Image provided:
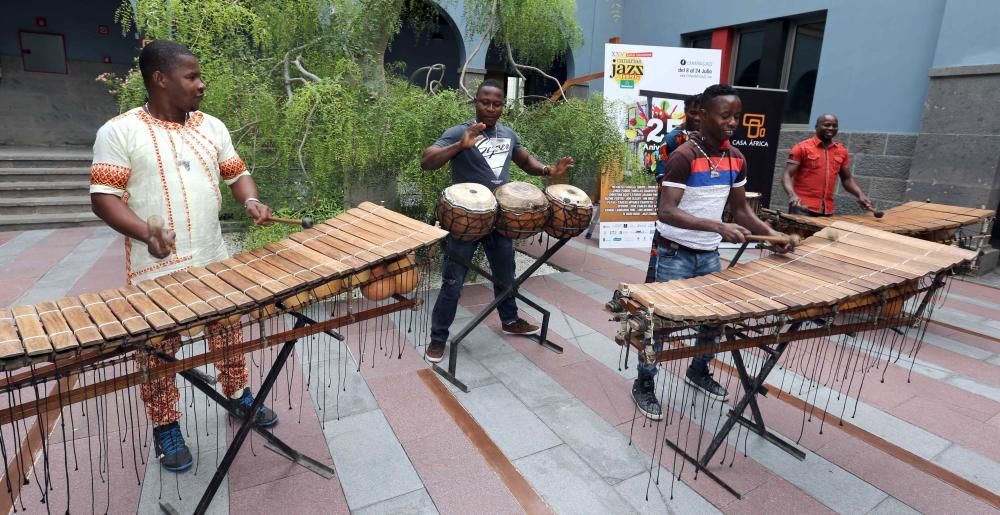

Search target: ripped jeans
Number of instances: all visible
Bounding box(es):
[430,232,519,343]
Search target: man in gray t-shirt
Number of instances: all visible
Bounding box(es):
[419,79,574,363]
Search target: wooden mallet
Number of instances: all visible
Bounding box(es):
[146,215,175,254]
[266,216,315,229]
[865,206,885,218]
[747,233,801,246]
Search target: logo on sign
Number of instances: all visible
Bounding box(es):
[609,53,647,89]
[743,114,766,139]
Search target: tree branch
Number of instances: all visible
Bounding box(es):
[298,98,320,175]
[512,61,566,103]
[459,0,498,100]
[293,56,322,83]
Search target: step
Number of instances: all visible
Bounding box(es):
[0,212,102,231]
[0,160,92,169]
[0,196,93,216]
[0,167,91,182]
[0,181,90,198]
[0,149,92,169]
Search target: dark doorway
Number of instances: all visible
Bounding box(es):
[385,2,464,90]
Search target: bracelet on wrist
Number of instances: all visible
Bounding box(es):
[244,197,260,209]
[542,165,550,176]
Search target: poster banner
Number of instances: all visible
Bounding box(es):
[599,44,721,248]
[730,87,787,208]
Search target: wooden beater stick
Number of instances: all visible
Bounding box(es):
[146,215,175,254]
[865,206,885,218]
[267,216,315,229]
[747,233,800,246]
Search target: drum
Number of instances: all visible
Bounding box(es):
[494,181,550,239]
[723,191,762,223]
[437,183,498,241]
[543,184,594,239]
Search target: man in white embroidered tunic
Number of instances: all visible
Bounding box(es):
[90,40,278,473]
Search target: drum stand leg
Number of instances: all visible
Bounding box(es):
[433,238,568,393]
[663,325,805,499]
[158,316,337,515]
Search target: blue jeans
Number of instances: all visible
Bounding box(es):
[430,232,519,343]
[637,244,721,381]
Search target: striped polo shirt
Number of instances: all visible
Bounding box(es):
[657,133,747,250]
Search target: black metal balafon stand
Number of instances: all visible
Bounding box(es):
[633,241,949,498]
[157,307,341,515]
[433,238,568,392]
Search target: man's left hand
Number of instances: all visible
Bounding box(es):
[552,156,574,176]
[857,195,874,211]
[246,199,273,226]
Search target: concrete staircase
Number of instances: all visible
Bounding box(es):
[0,147,101,231]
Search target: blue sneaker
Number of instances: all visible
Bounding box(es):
[153,422,193,472]
[230,388,279,427]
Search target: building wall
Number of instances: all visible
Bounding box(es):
[619,0,945,134]
[932,0,1000,67]
[0,0,137,64]
[1,0,136,147]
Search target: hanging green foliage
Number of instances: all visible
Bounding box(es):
[465,0,583,68]
[107,0,618,249]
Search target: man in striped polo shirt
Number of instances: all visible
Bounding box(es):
[632,84,794,420]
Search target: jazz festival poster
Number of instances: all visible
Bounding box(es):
[599,44,721,248]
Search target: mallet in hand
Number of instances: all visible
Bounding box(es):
[266,216,315,229]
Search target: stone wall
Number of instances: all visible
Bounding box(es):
[0,56,128,147]
[768,129,918,215]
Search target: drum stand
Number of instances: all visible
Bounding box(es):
[434,238,568,393]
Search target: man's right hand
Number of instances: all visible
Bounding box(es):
[459,122,487,149]
[717,222,751,243]
[787,194,803,209]
[145,227,176,259]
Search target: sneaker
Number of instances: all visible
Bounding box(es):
[153,422,193,472]
[631,378,663,420]
[425,340,446,363]
[685,367,729,401]
[230,388,279,427]
[501,318,540,336]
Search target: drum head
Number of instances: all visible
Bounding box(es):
[443,183,497,212]
[495,181,547,211]
[545,184,590,207]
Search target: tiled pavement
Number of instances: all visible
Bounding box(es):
[1,226,998,514]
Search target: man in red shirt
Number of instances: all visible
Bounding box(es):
[782,114,873,216]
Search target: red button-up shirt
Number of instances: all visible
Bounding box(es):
[788,136,850,215]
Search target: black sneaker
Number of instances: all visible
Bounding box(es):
[501,318,540,336]
[153,422,193,472]
[425,340,446,363]
[685,367,728,401]
[230,388,279,427]
[631,378,663,421]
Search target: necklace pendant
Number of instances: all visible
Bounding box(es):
[177,159,191,171]
[710,171,719,178]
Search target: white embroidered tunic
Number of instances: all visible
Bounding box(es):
[90,107,250,284]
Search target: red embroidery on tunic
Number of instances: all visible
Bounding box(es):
[219,156,247,180]
[90,163,131,190]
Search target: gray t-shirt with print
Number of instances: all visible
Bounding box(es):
[433,120,522,190]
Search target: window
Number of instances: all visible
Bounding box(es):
[783,21,824,124]
[684,13,826,124]
[733,30,765,87]
[687,33,713,49]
